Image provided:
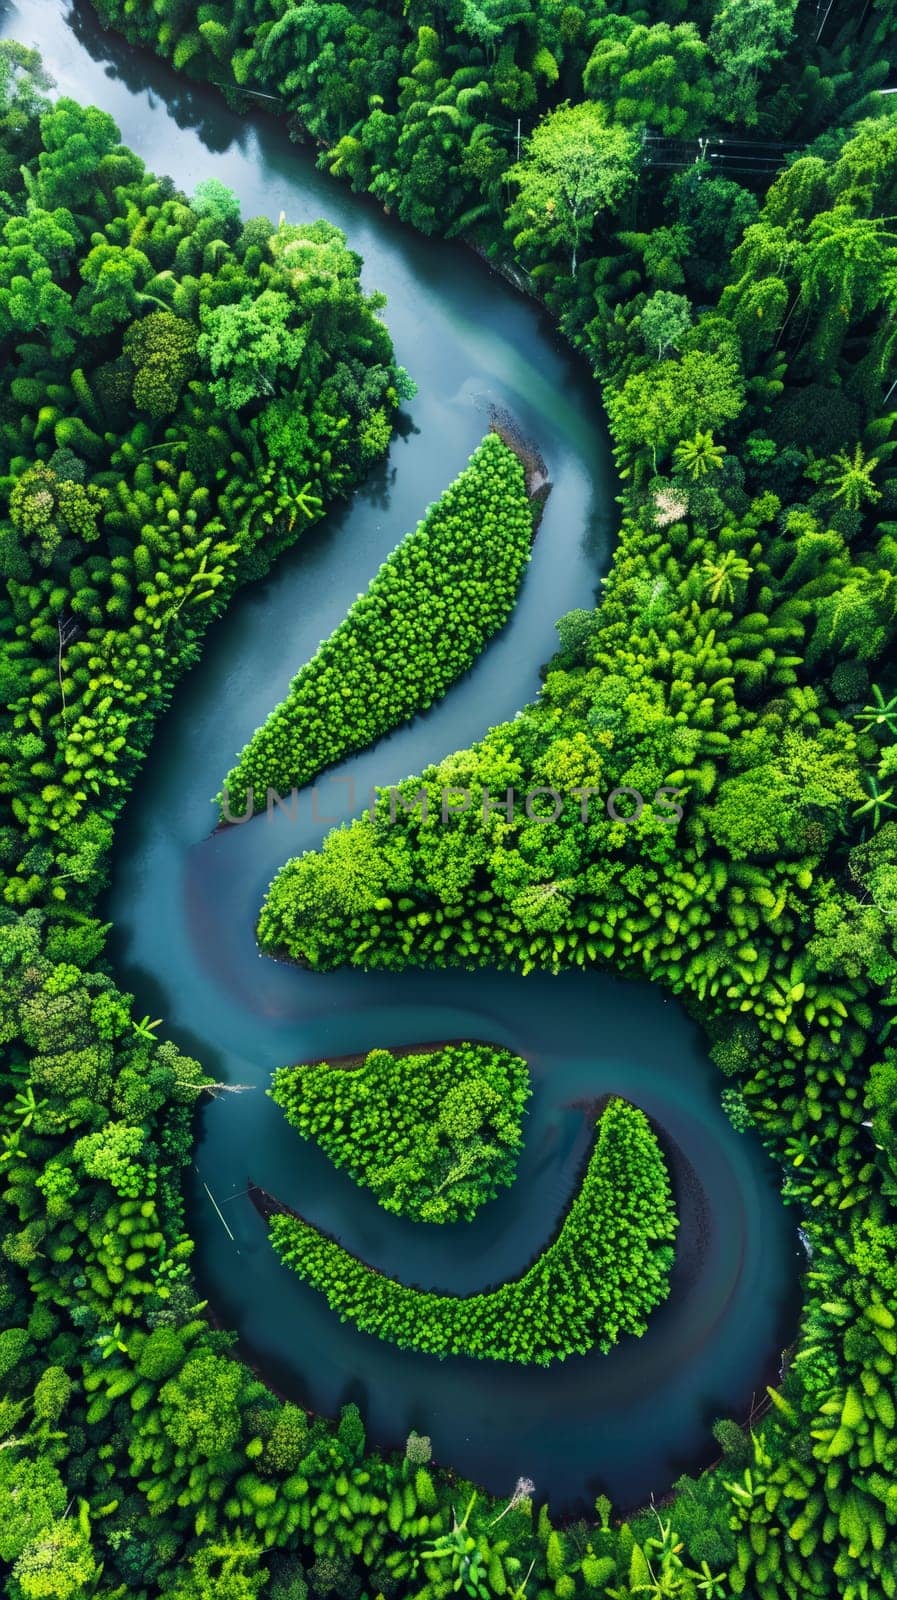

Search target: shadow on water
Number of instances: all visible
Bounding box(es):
[0,0,804,1512]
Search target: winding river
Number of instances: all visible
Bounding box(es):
[3,0,802,1513]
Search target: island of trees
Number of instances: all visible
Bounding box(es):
[220,432,534,819]
[270,1042,532,1223]
[268,1097,677,1364]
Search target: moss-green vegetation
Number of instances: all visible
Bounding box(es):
[0,85,407,867]
[5,0,897,1594]
[269,1097,677,1363]
[254,102,897,1594]
[220,431,533,816]
[270,1042,530,1223]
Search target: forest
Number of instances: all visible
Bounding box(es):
[1,0,897,1598]
[268,1096,677,1365]
[221,432,533,818]
[269,1043,532,1223]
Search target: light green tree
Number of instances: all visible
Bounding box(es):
[507,102,639,276]
[700,549,752,605]
[197,289,308,409]
[11,1516,99,1600]
[584,19,714,138]
[824,444,882,511]
[708,0,798,126]
[674,430,726,479]
[640,290,692,358]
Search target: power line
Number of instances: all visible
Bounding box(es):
[640,131,802,176]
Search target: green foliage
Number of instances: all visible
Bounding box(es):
[269,1098,677,1363]
[640,289,692,359]
[11,1514,100,1600]
[583,19,714,139]
[223,433,533,813]
[708,0,798,127]
[197,288,308,410]
[8,5,897,1600]
[506,101,638,277]
[270,1042,530,1223]
[0,59,414,1600]
[123,311,198,419]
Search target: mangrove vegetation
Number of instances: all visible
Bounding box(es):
[221,432,534,818]
[2,0,897,1597]
[270,1042,531,1224]
[268,1097,678,1364]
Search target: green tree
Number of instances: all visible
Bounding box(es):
[11,1516,99,1600]
[507,101,638,276]
[0,40,51,191]
[856,685,897,738]
[158,1350,243,1461]
[0,1456,67,1567]
[640,290,692,358]
[123,311,198,418]
[197,289,308,409]
[28,100,127,222]
[700,548,751,604]
[168,1534,268,1600]
[0,207,78,357]
[823,444,882,511]
[607,346,745,470]
[192,177,241,232]
[7,463,104,569]
[584,19,714,138]
[674,430,726,479]
[708,0,799,126]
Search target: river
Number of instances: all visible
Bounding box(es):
[0,0,802,1513]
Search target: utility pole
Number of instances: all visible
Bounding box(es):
[516,117,521,161]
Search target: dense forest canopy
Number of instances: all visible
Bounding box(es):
[269,1096,678,1364]
[220,432,533,818]
[1,0,897,1597]
[270,1043,532,1223]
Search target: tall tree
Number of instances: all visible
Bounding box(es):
[709,0,799,127]
[196,288,308,409]
[506,100,638,276]
[584,19,714,139]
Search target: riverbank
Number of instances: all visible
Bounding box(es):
[488,407,552,533]
[279,1038,501,1072]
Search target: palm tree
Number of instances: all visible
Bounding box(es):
[700,549,752,606]
[691,1562,728,1599]
[784,1130,820,1169]
[824,444,882,511]
[856,684,897,737]
[95,1322,130,1360]
[673,430,726,480]
[132,1014,162,1041]
[853,772,897,831]
[422,1492,490,1599]
[160,544,237,631]
[289,479,324,528]
[0,1128,23,1166]
[11,1084,49,1129]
